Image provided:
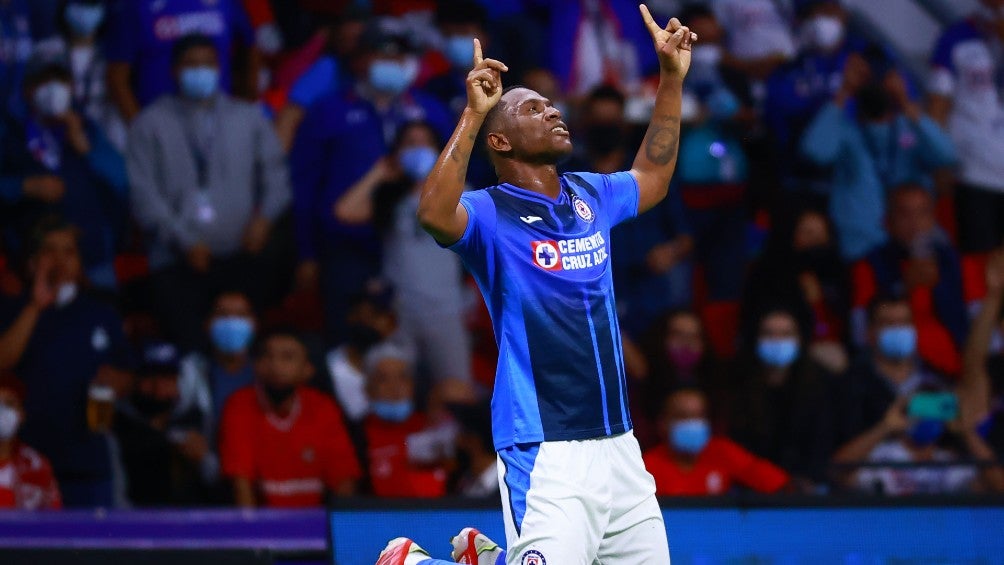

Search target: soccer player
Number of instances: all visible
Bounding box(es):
[380,5,695,565]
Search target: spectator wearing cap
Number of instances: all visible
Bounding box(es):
[0,220,132,507]
[104,0,254,121]
[0,375,61,509]
[0,53,129,291]
[128,34,291,353]
[362,342,448,498]
[929,1,1004,257]
[0,0,33,119]
[114,340,219,506]
[177,290,258,440]
[220,328,361,507]
[644,388,789,496]
[289,16,451,343]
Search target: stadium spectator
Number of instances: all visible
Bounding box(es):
[634,310,725,449]
[765,0,888,195]
[115,340,218,506]
[335,121,472,385]
[220,328,361,507]
[177,290,258,439]
[929,0,1004,255]
[362,342,448,498]
[0,375,61,509]
[289,17,451,343]
[833,387,1004,495]
[835,295,952,456]
[959,250,1004,457]
[728,306,837,487]
[644,388,789,496]
[0,219,132,507]
[449,400,497,498]
[743,207,850,374]
[273,6,369,152]
[710,0,796,80]
[0,53,129,292]
[43,0,128,151]
[128,34,291,352]
[104,0,254,120]
[0,0,33,119]
[324,283,400,424]
[851,186,967,376]
[424,1,489,117]
[801,56,956,260]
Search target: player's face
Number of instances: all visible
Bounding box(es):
[256,336,312,388]
[497,87,573,163]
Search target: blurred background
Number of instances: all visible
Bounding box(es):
[0,0,1003,562]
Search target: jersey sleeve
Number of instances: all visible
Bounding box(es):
[446,189,498,257]
[570,171,640,227]
[219,392,257,479]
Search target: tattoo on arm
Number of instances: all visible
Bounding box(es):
[643,115,681,165]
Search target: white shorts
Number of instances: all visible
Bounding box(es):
[497,431,670,565]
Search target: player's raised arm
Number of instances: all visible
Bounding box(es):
[417,39,508,246]
[630,5,696,214]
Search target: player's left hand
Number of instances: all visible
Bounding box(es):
[639,4,696,80]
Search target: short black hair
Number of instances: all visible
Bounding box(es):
[170,34,217,68]
[26,215,78,259]
[483,84,526,139]
[24,62,71,92]
[253,326,308,358]
[435,0,487,29]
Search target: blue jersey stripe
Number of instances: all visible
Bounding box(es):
[606,294,631,431]
[499,444,539,536]
[583,292,612,436]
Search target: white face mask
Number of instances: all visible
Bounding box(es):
[691,44,723,68]
[33,81,73,117]
[55,282,78,308]
[0,405,20,440]
[805,15,844,52]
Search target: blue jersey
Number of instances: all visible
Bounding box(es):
[448,171,639,449]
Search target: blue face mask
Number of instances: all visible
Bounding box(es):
[878,325,917,359]
[670,418,711,454]
[444,35,475,69]
[65,3,105,37]
[757,337,800,368]
[371,399,414,423]
[398,146,438,180]
[179,66,219,100]
[210,316,255,354]
[369,60,415,95]
[706,87,740,121]
[908,419,944,447]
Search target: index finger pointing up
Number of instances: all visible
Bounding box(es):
[639,4,661,38]
[473,38,483,67]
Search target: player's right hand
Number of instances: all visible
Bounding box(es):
[465,38,508,116]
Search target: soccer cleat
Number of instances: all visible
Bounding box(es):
[376,537,430,565]
[450,527,504,565]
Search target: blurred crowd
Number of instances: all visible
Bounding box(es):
[1,0,1004,510]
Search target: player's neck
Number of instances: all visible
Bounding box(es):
[498,162,561,200]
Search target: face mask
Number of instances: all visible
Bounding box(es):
[667,344,701,374]
[33,81,72,117]
[585,124,625,155]
[132,393,175,418]
[371,399,414,423]
[262,383,297,407]
[690,44,723,68]
[55,282,78,308]
[878,325,917,359]
[706,87,740,121]
[179,66,219,100]
[210,316,255,354]
[398,146,438,180]
[369,59,417,95]
[908,418,944,447]
[0,405,21,440]
[757,337,800,368]
[64,3,105,37]
[670,418,711,454]
[444,35,475,69]
[805,15,844,52]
